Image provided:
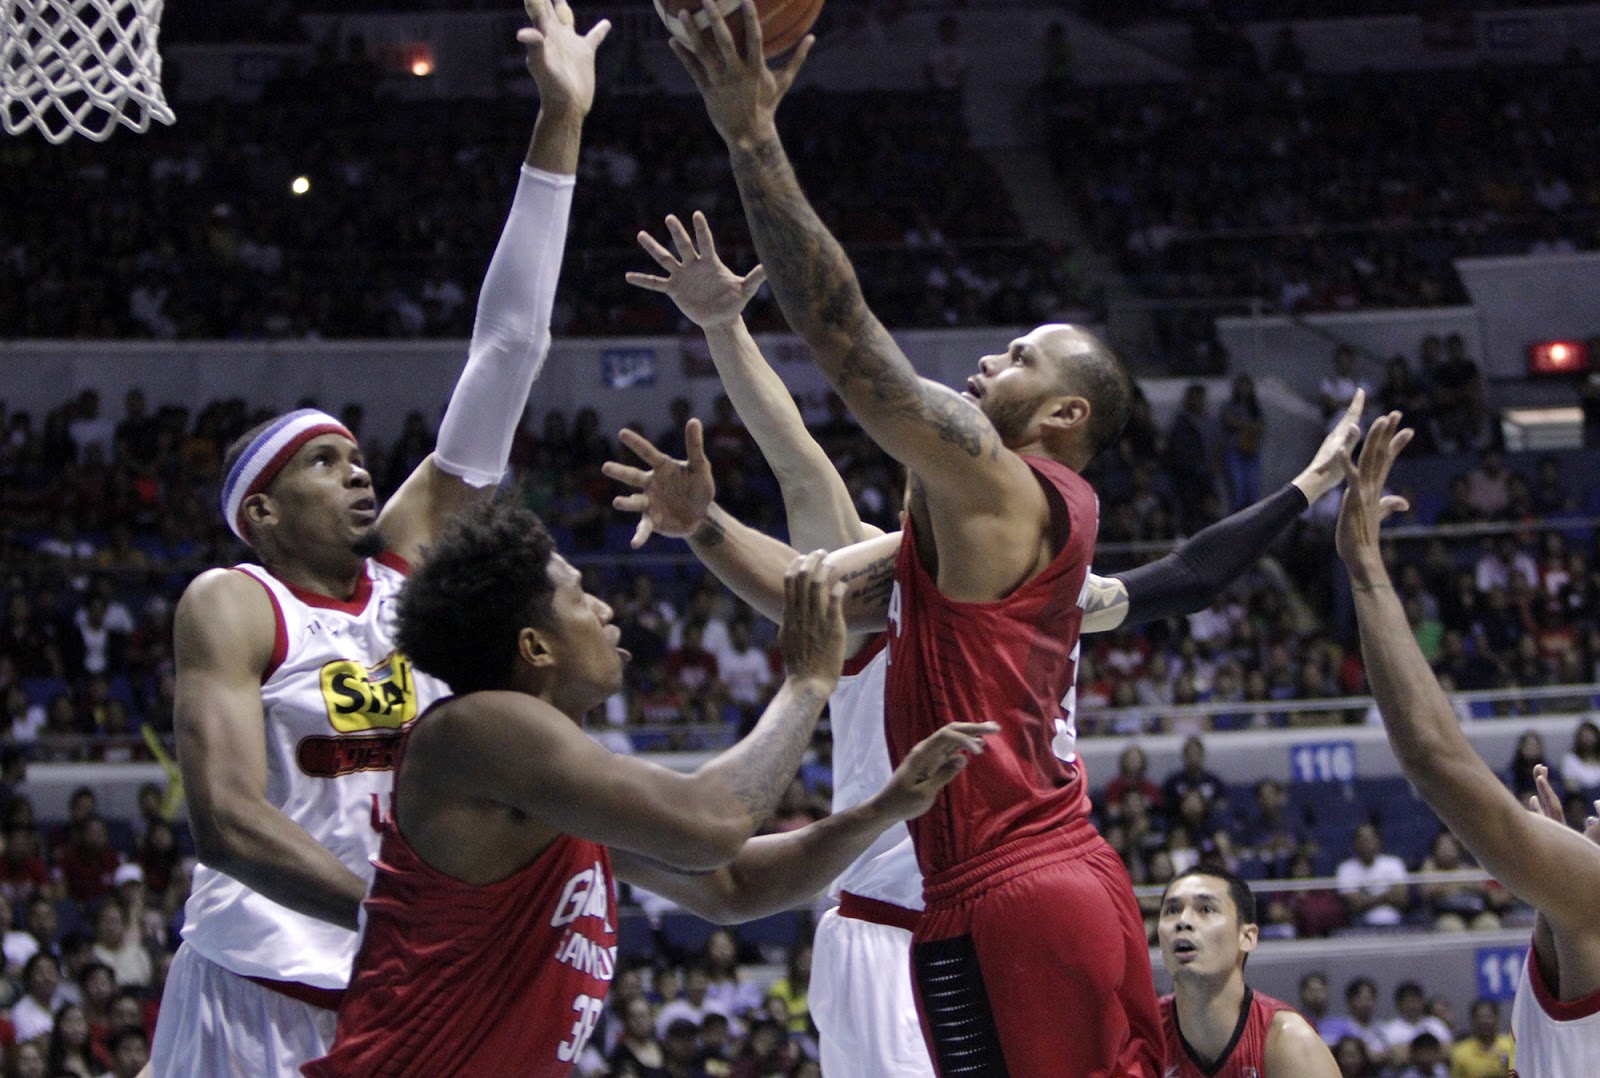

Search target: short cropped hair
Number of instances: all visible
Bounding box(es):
[395,502,559,695]
[1165,865,1257,926]
[1059,333,1134,459]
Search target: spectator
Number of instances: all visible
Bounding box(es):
[1419,832,1506,932]
[12,1041,45,1078]
[716,620,775,730]
[89,901,149,990]
[728,1015,797,1078]
[12,952,65,1043]
[1560,720,1600,794]
[1235,778,1301,878]
[765,943,811,1036]
[55,817,121,907]
[77,962,114,1059]
[655,964,731,1041]
[1298,971,1331,1036]
[1160,735,1227,819]
[2,830,53,908]
[1165,383,1219,532]
[1378,981,1453,1066]
[1396,1031,1448,1078]
[1503,730,1554,803]
[658,1017,710,1078]
[1320,346,1372,428]
[100,1025,150,1078]
[1218,373,1264,512]
[702,929,762,1021]
[45,1002,94,1078]
[1319,977,1386,1056]
[1103,744,1162,814]
[606,996,664,1074]
[0,893,37,975]
[1447,998,1513,1078]
[1331,1034,1379,1078]
[1335,823,1410,928]
[1463,451,1512,520]
[1280,850,1344,934]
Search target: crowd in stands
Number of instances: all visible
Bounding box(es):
[1046,39,1600,329]
[0,41,1090,345]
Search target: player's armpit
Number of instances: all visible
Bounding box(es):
[376,454,492,568]
[1079,574,1130,634]
[1264,1011,1340,1078]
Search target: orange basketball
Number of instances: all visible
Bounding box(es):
[656,0,824,59]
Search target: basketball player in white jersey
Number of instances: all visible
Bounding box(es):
[612,212,1369,1076]
[1337,412,1600,1078]
[148,3,610,1074]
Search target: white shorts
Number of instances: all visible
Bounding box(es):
[811,905,935,1078]
[150,942,339,1078]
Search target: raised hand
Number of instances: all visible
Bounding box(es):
[1334,410,1414,575]
[1295,389,1368,502]
[603,420,716,548]
[626,212,767,329]
[518,0,610,115]
[776,551,846,686]
[665,0,813,146]
[869,722,999,823]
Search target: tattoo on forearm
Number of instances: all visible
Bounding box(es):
[840,554,896,613]
[728,682,828,820]
[691,518,727,548]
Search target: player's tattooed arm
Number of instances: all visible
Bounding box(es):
[694,552,845,833]
[726,136,1011,487]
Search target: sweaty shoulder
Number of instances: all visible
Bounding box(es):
[1266,1009,1336,1077]
[407,691,570,770]
[174,568,279,674]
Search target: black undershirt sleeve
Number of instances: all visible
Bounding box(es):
[1115,483,1310,627]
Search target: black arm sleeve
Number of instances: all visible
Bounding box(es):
[1115,483,1310,627]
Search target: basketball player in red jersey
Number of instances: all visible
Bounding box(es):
[303,502,995,1077]
[1158,868,1338,1077]
[657,1,1207,1070]
[1338,414,1600,1077]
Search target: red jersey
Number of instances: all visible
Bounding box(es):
[1159,988,1295,1078]
[303,805,617,1077]
[885,455,1096,877]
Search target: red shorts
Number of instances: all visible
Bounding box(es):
[911,819,1163,1077]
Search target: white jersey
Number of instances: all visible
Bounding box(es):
[826,637,924,911]
[1511,943,1600,1076]
[182,555,448,989]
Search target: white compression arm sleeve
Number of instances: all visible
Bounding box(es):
[433,165,576,488]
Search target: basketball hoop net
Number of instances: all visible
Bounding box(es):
[2,0,175,143]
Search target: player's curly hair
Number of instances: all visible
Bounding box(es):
[395,501,559,695]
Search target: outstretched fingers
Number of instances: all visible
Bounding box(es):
[637,227,682,272]
[692,211,719,262]
[772,34,814,95]
[683,417,708,470]
[665,213,698,261]
[617,426,672,468]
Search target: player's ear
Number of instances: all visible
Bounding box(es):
[243,492,275,533]
[519,627,556,670]
[1238,921,1260,956]
[1041,394,1089,433]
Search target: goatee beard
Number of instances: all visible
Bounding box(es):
[352,529,385,559]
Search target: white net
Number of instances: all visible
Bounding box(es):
[1,0,174,144]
